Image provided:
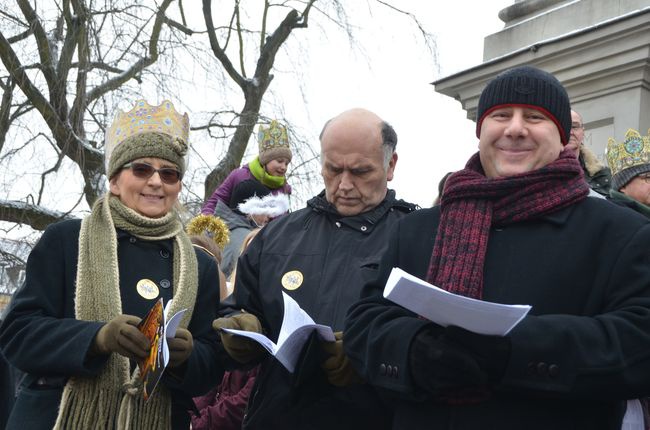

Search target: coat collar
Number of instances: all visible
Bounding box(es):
[307,189,416,234]
[535,197,601,226]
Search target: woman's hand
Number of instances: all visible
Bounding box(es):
[92,314,150,360]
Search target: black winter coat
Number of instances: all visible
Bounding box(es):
[0,219,226,429]
[345,196,650,430]
[229,190,416,430]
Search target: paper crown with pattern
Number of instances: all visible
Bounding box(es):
[257,120,292,166]
[606,128,650,190]
[104,99,190,176]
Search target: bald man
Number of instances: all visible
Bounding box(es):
[214,109,417,430]
[568,110,611,196]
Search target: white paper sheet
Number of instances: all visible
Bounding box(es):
[383,267,531,336]
[222,292,335,372]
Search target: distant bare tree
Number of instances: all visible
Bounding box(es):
[0,0,179,225]
[0,0,435,293]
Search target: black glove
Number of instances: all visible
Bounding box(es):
[92,314,151,361]
[409,325,487,395]
[444,325,511,384]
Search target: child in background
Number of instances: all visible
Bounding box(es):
[201,120,292,215]
[191,228,263,430]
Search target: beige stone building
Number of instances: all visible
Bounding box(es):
[434,0,650,162]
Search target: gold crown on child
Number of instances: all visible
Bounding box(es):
[105,99,189,154]
[258,120,289,151]
[606,128,650,176]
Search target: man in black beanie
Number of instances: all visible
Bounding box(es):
[344,65,650,430]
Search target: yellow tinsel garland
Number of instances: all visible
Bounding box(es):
[186,214,230,250]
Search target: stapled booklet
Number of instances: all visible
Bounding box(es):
[221,292,335,373]
[383,267,531,336]
[136,298,187,400]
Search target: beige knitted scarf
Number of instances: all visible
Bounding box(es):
[54,194,198,429]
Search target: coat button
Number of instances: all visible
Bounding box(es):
[379,364,387,376]
[160,249,170,258]
[335,222,341,228]
[360,226,367,232]
[160,279,171,289]
[527,362,536,375]
[393,366,399,378]
[548,364,559,377]
[129,237,137,243]
[536,362,548,375]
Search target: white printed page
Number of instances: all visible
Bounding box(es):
[275,323,334,372]
[277,292,317,346]
[165,308,187,339]
[162,300,187,366]
[221,293,335,372]
[383,267,531,336]
[221,328,278,355]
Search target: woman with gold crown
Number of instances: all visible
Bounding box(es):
[0,100,225,429]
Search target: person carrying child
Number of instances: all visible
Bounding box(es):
[201,120,292,216]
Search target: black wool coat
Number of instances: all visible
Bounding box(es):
[227,190,416,430]
[345,196,650,430]
[0,219,226,429]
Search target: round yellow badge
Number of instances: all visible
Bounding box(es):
[136,279,159,300]
[281,270,304,291]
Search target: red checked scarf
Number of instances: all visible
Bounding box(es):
[426,150,589,298]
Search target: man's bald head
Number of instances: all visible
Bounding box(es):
[319,108,398,216]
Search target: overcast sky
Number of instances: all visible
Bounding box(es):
[275,0,514,207]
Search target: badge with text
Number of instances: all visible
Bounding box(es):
[136,279,160,300]
[281,270,304,291]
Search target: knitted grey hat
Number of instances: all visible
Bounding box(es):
[107,132,187,179]
[611,164,650,191]
[607,129,650,190]
[105,99,189,178]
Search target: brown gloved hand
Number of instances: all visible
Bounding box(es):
[212,312,266,364]
[321,331,364,387]
[92,314,150,361]
[167,328,193,368]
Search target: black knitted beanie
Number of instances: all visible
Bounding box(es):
[476,66,571,145]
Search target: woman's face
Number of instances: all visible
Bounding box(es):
[265,157,290,177]
[109,157,182,218]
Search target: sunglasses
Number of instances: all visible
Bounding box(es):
[122,162,182,184]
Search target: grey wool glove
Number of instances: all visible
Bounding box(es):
[92,314,151,361]
[212,313,266,364]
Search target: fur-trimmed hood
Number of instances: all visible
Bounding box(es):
[580,144,606,177]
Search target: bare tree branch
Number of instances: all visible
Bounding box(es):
[0,200,76,230]
[0,77,15,154]
[203,0,247,88]
[86,0,174,102]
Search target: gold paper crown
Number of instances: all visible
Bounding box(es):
[258,120,289,152]
[606,128,650,176]
[105,99,189,171]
